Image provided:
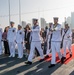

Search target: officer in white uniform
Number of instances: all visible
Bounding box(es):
[16,25,24,58]
[25,19,44,65]
[45,23,53,58]
[62,24,72,59]
[0,28,3,55]
[7,22,16,57]
[48,17,63,68]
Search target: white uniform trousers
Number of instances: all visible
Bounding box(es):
[46,40,51,55]
[63,40,72,57]
[0,41,2,55]
[17,43,23,58]
[28,41,44,62]
[51,42,62,64]
[9,42,15,57]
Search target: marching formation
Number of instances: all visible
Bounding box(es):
[0,17,72,68]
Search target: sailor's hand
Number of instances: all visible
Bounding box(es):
[52,28,56,31]
[28,30,32,32]
[50,29,55,32]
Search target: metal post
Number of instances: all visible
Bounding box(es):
[19,0,21,24]
[8,0,10,25]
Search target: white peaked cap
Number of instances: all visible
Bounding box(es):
[18,24,22,27]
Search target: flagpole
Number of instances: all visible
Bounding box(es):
[8,0,10,25]
[19,0,21,24]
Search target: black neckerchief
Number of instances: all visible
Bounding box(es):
[64,29,68,33]
[48,27,52,49]
[33,25,38,29]
[49,28,50,31]
[49,27,52,31]
[61,28,68,48]
[53,23,58,28]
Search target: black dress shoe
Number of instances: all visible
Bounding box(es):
[39,59,44,62]
[48,64,55,68]
[44,55,49,59]
[25,61,32,65]
[70,54,72,57]
[61,57,64,64]
[63,57,66,59]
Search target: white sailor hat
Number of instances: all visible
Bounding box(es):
[33,18,38,21]
[10,21,15,25]
[27,23,31,26]
[53,17,59,20]
[49,22,53,25]
[65,23,68,26]
[18,24,22,27]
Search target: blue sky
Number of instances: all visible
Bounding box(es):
[0,0,74,29]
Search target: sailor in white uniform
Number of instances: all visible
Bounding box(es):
[48,17,63,68]
[7,22,16,57]
[0,28,3,55]
[25,19,44,65]
[62,24,72,59]
[16,25,24,58]
[45,23,53,58]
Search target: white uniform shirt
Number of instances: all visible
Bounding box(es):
[46,28,52,41]
[16,29,24,43]
[7,27,16,42]
[51,24,62,42]
[0,28,2,41]
[31,25,41,42]
[62,28,72,41]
